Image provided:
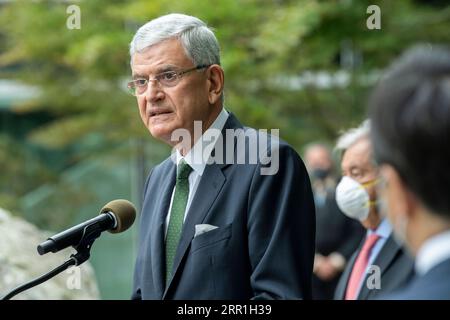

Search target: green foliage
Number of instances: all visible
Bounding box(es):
[0,0,449,207]
[0,134,56,212]
[1,0,449,146]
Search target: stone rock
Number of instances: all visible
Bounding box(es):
[0,208,100,299]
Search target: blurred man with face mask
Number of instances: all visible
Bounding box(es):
[333,121,414,300]
[304,144,364,300]
[370,45,450,299]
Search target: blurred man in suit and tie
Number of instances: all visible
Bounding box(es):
[370,45,450,299]
[128,13,315,300]
[333,121,414,300]
[304,143,364,299]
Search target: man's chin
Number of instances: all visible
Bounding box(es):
[149,126,177,145]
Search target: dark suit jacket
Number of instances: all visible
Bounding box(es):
[381,257,450,300]
[334,234,415,300]
[132,113,316,300]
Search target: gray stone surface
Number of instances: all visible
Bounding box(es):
[0,208,100,299]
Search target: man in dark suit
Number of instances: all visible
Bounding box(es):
[369,45,450,299]
[304,144,364,299]
[127,13,315,300]
[333,121,414,300]
[335,232,414,300]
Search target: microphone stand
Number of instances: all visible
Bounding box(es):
[1,228,102,300]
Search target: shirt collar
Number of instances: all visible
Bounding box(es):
[367,217,392,239]
[415,229,450,275]
[176,108,229,176]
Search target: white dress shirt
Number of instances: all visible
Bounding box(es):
[415,229,450,276]
[164,108,229,235]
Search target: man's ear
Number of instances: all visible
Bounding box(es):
[206,65,224,105]
[381,165,418,220]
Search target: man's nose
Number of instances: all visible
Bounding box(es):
[145,80,164,102]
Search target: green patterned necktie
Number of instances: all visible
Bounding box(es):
[165,159,193,285]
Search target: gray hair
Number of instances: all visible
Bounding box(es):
[335,119,371,156]
[129,13,221,67]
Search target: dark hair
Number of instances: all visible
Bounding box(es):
[369,44,450,218]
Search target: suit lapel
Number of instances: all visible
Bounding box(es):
[358,234,399,300]
[162,112,242,298]
[163,163,226,298]
[150,162,176,298]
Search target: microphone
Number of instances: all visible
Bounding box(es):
[2,199,136,300]
[37,199,136,255]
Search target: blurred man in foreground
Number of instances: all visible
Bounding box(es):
[370,45,450,299]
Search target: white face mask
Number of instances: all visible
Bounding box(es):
[335,176,376,221]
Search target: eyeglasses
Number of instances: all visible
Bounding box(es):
[127,64,210,96]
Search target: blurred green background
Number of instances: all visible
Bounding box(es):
[0,0,449,299]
